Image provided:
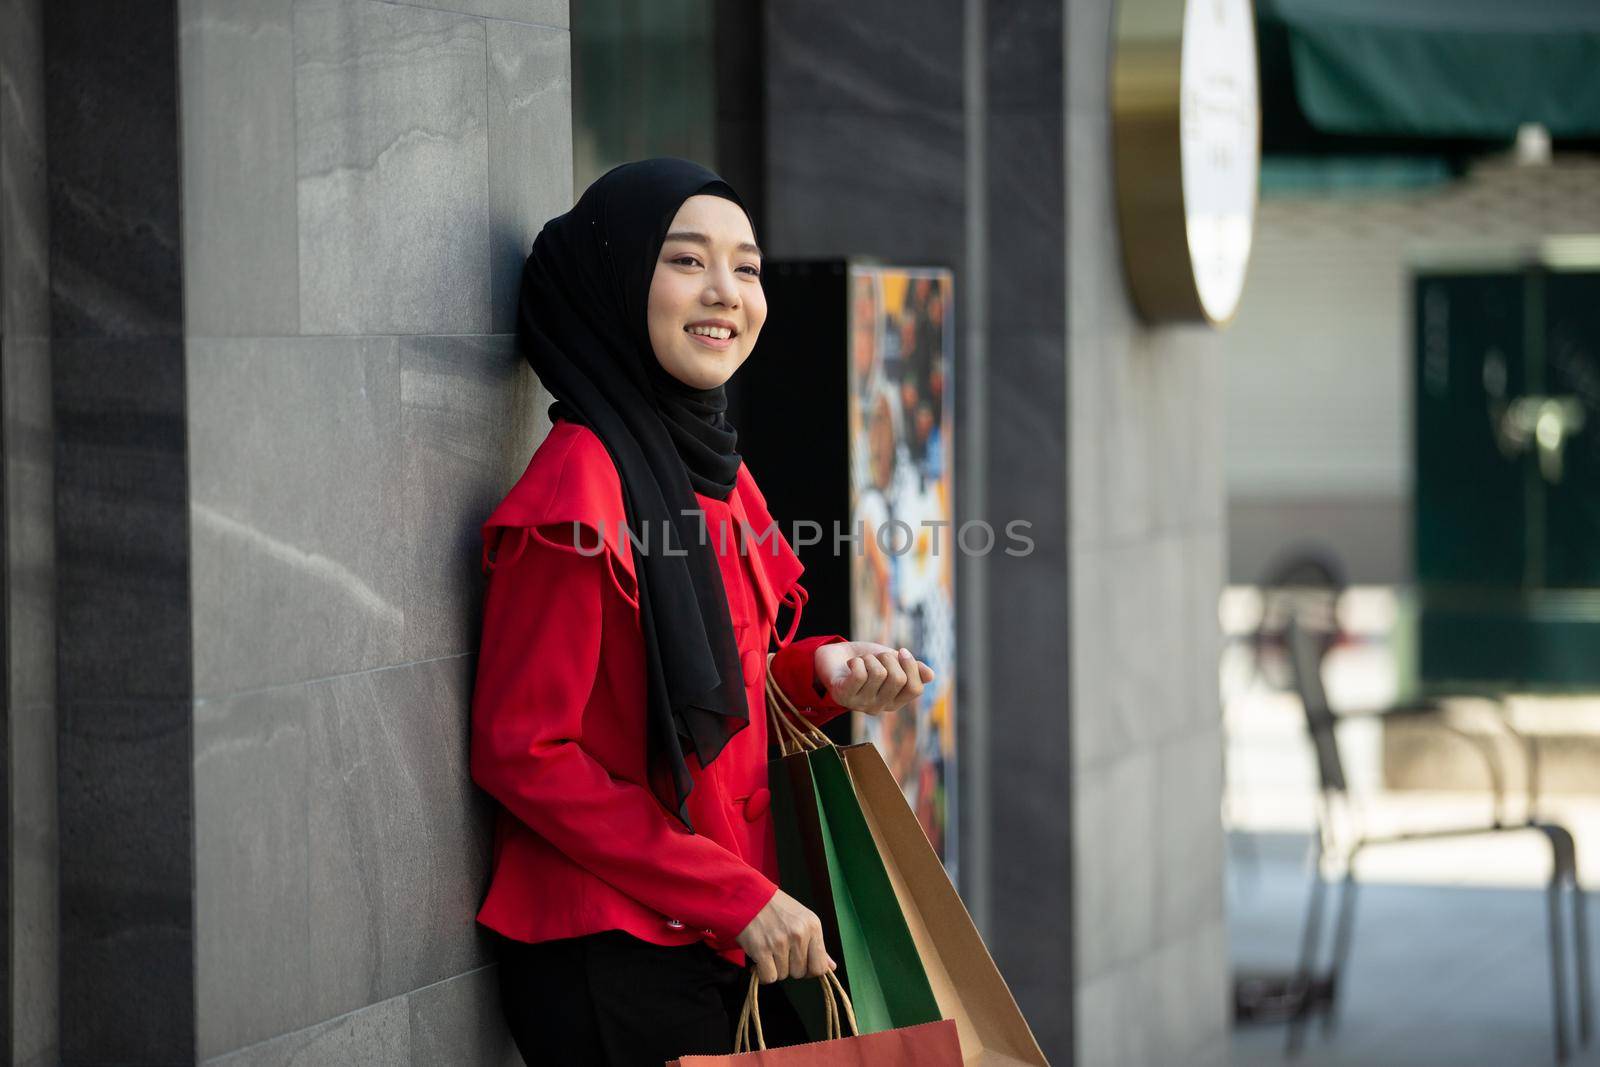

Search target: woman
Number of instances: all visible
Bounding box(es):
[470,157,936,1066]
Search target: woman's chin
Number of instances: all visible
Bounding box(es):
[667,351,738,390]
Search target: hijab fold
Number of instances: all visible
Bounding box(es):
[517,157,754,829]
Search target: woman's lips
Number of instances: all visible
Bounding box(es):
[684,328,736,351]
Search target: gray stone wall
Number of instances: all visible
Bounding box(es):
[45,1,195,1059]
[1065,2,1230,1065]
[179,0,571,1060]
[2,0,58,1061]
[766,2,1229,1065]
[978,2,1074,1057]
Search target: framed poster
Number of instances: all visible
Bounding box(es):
[846,265,958,873]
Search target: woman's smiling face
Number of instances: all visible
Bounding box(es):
[646,194,766,390]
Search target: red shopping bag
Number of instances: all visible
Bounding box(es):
[669,971,963,1067]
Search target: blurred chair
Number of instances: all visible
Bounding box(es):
[1276,556,1592,1063]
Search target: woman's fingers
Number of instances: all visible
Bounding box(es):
[895,649,924,701]
[741,891,833,985]
[806,932,834,979]
[880,651,908,697]
[859,654,888,702]
[863,652,905,712]
[838,656,870,704]
[788,925,810,981]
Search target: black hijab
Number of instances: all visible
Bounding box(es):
[517,157,755,830]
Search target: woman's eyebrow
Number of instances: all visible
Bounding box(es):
[663,230,763,258]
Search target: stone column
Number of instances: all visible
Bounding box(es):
[180,0,570,1061]
[8,0,574,1061]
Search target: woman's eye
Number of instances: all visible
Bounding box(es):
[671,255,701,268]
[738,265,762,277]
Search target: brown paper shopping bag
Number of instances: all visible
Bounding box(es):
[763,675,1050,1065]
[841,743,1051,1066]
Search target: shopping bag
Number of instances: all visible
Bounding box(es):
[764,673,942,1038]
[670,969,964,1066]
[766,670,1050,1065]
[841,742,1050,1066]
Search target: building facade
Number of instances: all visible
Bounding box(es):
[1,1,1226,1063]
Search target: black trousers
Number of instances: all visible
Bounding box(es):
[495,930,810,1067]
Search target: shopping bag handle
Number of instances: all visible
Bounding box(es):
[765,668,834,756]
[734,969,858,1052]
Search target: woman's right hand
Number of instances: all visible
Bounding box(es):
[735,890,835,983]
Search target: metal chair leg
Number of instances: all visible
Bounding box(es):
[1570,860,1591,1047]
[1287,860,1328,1057]
[1322,871,1359,1036]
[1546,832,1572,1064]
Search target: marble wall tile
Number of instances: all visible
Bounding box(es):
[1147,535,1191,741]
[179,0,299,337]
[1068,323,1107,549]
[1065,0,1114,122]
[987,812,1071,1057]
[766,0,963,118]
[54,337,192,704]
[408,965,521,1067]
[1073,967,1120,1067]
[987,113,1067,335]
[1148,924,1230,1067]
[1192,917,1232,1060]
[206,994,411,1067]
[188,335,405,695]
[1147,338,1199,534]
[58,698,193,1064]
[1072,748,1156,982]
[1184,529,1225,735]
[1154,729,1224,942]
[10,698,58,1067]
[45,4,194,1050]
[765,110,963,263]
[1191,346,1228,528]
[1066,115,1139,351]
[396,0,567,28]
[987,0,1064,114]
[195,684,312,1059]
[1101,339,1156,543]
[1101,539,1160,753]
[305,655,495,1015]
[1072,544,1177,751]
[294,0,489,335]
[399,334,542,661]
[0,0,50,339]
[1074,958,1156,1067]
[4,338,56,704]
[42,1,184,338]
[1069,546,1122,773]
[487,19,572,334]
[987,331,1068,546]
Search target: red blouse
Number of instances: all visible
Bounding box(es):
[470,420,849,966]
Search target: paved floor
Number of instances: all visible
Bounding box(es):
[1228,834,1600,1067]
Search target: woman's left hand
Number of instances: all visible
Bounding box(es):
[813,642,934,717]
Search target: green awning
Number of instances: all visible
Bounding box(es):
[1259,154,1456,198]
[1260,0,1600,141]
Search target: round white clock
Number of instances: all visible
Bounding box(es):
[1112,0,1261,326]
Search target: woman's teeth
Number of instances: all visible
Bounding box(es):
[686,325,733,340]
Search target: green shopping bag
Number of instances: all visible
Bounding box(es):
[764,673,942,1039]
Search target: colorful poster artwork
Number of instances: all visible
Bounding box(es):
[847,265,957,875]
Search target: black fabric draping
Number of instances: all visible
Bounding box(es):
[516,157,757,830]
